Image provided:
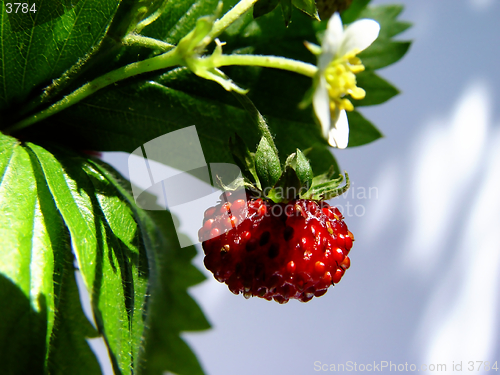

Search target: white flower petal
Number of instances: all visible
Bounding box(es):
[328,109,349,149]
[313,77,331,140]
[324,13,344,53]
[338,19,380,57]
[318,13,344,71]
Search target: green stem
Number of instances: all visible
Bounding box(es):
[209,0,259,40]
[6,49,182,133]
[212,54,317,77]
[135,1,169,33]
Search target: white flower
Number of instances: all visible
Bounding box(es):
[311,13,380,149]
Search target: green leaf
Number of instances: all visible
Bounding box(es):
[89,160,210,375]
[140,0,220,45]
[0,0,121,113]
[355,70,399,106]
[255,136,282,189]
[360,4,411,39]
[341,0,371,24]
[0,130,210,374]
[358,4,412,70]
[292,0,319,20]
[254,0,318,21]
[346,110,383,147]
[0,0,173,126]
[140,210,211,375]
[27,142,150,374]
[0,132,100,374]
[254,0,281,19]
[229,133,260,188]
[360,41,411,70]
[46,261,102,375]
[106,0,169,38]
[281,0,293,26]
[0,136,56,374]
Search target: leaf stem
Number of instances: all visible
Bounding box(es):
[6,49,183,133]
[209,0,259,39]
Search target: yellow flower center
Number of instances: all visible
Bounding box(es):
[324,48,366,112]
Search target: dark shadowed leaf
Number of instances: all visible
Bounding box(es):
[358,4,412,70]
[341,0,370,24]
[355,71,399,107]
[346,110,383,147]
[254,0,280,19]
[0,0,120,113]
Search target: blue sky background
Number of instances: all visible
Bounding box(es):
[99,0,500,373]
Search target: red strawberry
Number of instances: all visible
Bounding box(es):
[198,190,354,303]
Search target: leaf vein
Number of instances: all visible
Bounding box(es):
[50,0,90,77]
[20,0,41,94]
[0,141,17,187]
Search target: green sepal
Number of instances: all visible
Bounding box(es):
[229,134,261,190]
[280,0,293,26]
[255,137,282,189]
[310,165,335,185]
[216,175,258,195]
[253,0,281,19]
[230,134,347,203]
[292,149,313,191]
[292,0,320,20]
[302,171,350,200]
[176,14,215,57]
[267,165,302,203]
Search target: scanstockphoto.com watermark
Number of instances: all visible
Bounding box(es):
[314,360,499,372]
[330,181,378,218]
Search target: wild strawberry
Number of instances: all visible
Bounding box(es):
[199,134,353,303]
[199,190,354,303]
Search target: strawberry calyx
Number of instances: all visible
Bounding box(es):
[228,133,350,203]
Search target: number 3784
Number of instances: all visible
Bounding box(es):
[5,3,37,13]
